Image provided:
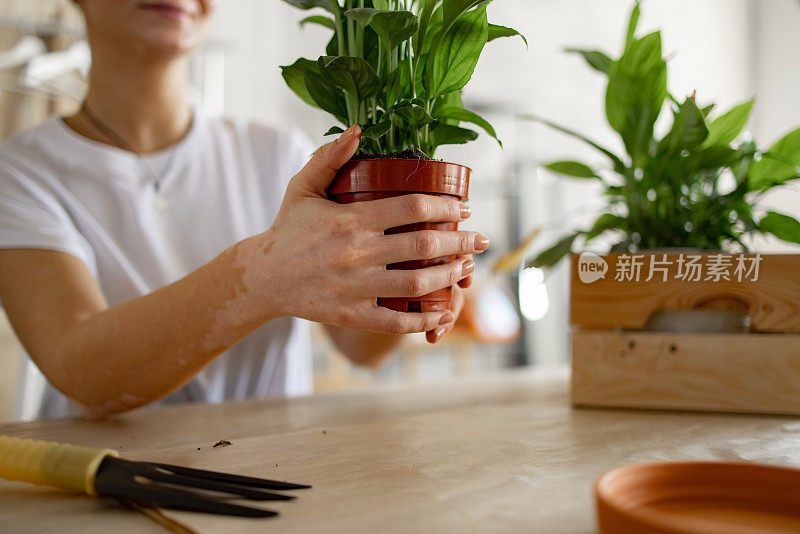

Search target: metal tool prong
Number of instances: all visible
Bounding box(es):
[94,457,304,517]
[146,461,312,490]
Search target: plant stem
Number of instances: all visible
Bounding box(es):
[422,98,433,155]
[328,0,357,126]
[329,0,345,56]
[377,39,383,82]
[385,37,398,152]
[357,0,365,56]
[346,0,356,56]
[407,40,416,100]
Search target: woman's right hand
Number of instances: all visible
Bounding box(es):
[243,125,489,334]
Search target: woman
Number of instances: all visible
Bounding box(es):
[0,0,487,420]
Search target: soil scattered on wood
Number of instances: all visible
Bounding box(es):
[213,440,232,448]
[352,148,432,161]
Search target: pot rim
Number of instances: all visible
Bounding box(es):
[329,157,471,198]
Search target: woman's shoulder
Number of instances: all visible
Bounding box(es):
[0,118,71,194]
[0,117,63,164]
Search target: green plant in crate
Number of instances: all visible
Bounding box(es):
[279,0,525,157]
[525,1,800,268]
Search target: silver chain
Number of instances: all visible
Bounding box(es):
[80,104,177,194]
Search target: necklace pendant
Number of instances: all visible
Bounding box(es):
[153,192,169,211]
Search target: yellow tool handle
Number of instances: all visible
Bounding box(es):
[0,436,118,496]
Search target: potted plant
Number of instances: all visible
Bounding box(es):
[278,0,524,312]
[518,1,800,333]
[526,0,800,270]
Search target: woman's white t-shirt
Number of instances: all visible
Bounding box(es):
[0,109,314,420]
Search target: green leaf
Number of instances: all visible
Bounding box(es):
[586,213,625,241]
[279,0,333,12]
[431,91,464,127]
[566,48,612,74]
[684,146,738,174]
[431,124,479,147]
[528,233,580,269]
[344,6,380,24]
[660,96,708,152]
[361,120,392,139]
[389,101,435,129]
[344,8,419,50]
[414,0,439,55]
[383,63,411,109]
[701,104,715,117]
[605,31,667,167]
[748,127,800,190]
[701,99,754,148]
[324,126,345,136]
[304,70,349,124]
[759,211,800,244]
[519,114,627,175]
[544,161,600,179]
[487,24,527,47]
[318,55,380,102]
[300,15,335,30]
[442,0,492,31]
[428,7,488,98]
[625,0,641,50]
[419,5,444,54]
[434,105,500,145]
[280,58,320,109]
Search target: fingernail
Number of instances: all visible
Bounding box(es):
[438,311,454,326]
[460,204,471,220]
[474,234,490,252]
[462,259,475,277]
[433,325,447,341]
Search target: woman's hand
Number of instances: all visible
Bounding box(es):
[249,125,489,335]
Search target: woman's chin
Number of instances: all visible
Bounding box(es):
[137,29,205,57]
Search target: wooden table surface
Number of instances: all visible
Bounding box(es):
[1,368,799,533]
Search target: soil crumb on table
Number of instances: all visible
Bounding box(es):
[213,440,232,448]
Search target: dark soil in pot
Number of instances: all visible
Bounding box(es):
[353,148,430,160]
[328,158,471,313]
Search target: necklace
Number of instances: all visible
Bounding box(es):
[80,104,183,210]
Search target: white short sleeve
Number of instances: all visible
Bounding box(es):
[0,156,94,269]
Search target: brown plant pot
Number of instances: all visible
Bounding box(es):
[328,158,471,313]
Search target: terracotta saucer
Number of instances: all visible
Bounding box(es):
[595,462,800,534]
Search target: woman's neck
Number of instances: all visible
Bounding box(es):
[65,48,193,154]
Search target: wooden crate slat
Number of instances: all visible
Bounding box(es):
[571,330,800,415]
[570,253,800,333]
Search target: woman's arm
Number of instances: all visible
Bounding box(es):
[0,126,488,418]
[0,244,271,418]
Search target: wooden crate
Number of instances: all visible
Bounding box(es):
[569,253,800,415]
